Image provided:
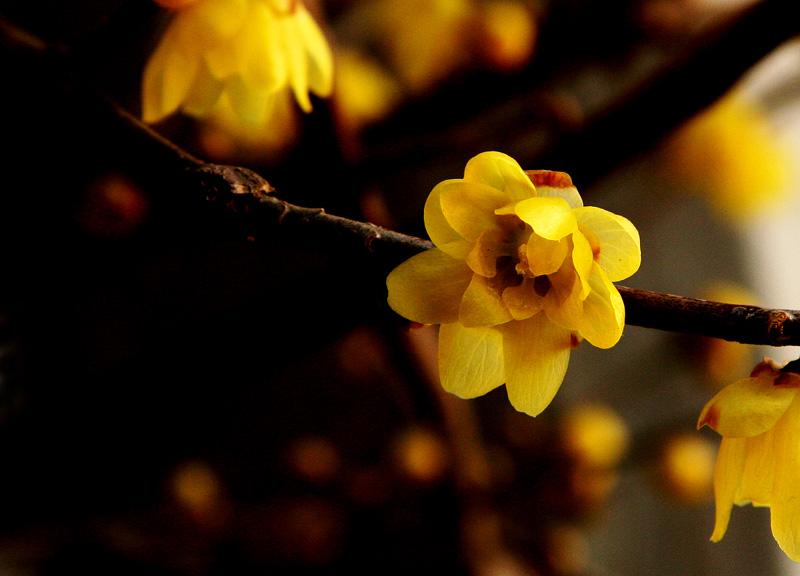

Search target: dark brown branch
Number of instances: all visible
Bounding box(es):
[619,288,800,346]
[192,162,800,346]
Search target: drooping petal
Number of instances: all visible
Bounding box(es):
[575,207,641,282]
[386,249,472,325]
[770,397,800,561]
[463,151,536,203]
[232,1,288,90]
[525,170,583,209]
[697,373,800,438]
[735,428,775,507]
[295,3,334,98]
[438,323,505,398]
[576,263,625,349]
[499,314,573,417]
[280,9,312,112]
[513,197,578,241]
[142,22,201,123]
[439,180,512,242]
[424,180,466,249]
[710,436,747,542]
[459,274,513,328]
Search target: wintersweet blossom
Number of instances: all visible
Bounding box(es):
[698,359,800,561]
[386,152,641,417]
[142,0,333,125]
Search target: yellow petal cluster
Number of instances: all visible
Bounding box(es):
[386,152,641,417]
[697,359,800,561]
[142,0,333,125]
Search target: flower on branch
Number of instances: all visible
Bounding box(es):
[142,0,333,126]
[386,152,641,417]
[698,358,800,562]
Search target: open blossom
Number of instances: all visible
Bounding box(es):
[698,359,800,561]
[386,151,641,417]
[142,0,333,125]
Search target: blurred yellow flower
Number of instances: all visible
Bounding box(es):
[360,0,472,93]
[698,358,800,561]
[386,152,641,417]
[333,47,401,133]
[663,93,792,223]
[143,0,333,125]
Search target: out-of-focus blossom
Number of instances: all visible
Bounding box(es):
[143,0,333,128]
[698,358,800,560]
[662,93,792,223]
[477,0,537,72]
[358,0,472,93]
[386,152,641,417]
[655,433,715,505]
[561,403,629,469]
[333,47,401,133]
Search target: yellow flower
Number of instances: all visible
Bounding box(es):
[142,0,333,125]
[698,359,800,561]
[386,152,641,417]
[662,93,792,223]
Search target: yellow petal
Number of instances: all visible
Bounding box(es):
[697,372,800,438]
[513,197,578,241]
[439,180,512,242]
[544,262,584,331]
[571,230,593,300]
[223,77,275,124]
[424,180,466,249]
[735,428,775,507]
[502,278,546,321]
[438,323,505,398]
[234,2,287,90]
[524,234,568,277]
[281,11,312,112]
[576,263,624,349]
[142,23,201,123]
[525,170,583,209]
[770,397,800,561]
[296,4,334,98]
[574,207,641,282]
[466,228,516,277]
[181,61,224,117]
[192,0,247,40]
[437,239,473,261]
[463,151,536,203]
[459,274,513,327]
[710,436,747,542]
[499,314,573,417]
[386,249,472,325]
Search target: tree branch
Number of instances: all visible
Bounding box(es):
[188,161,800,346]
